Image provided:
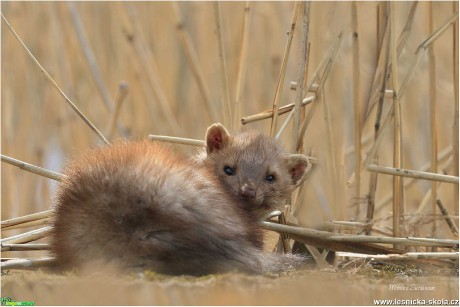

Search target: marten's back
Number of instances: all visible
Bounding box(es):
[51,141,267,275]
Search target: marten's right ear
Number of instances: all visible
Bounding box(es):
[205,123,231,153]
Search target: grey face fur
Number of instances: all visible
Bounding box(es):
[205,123,310,218]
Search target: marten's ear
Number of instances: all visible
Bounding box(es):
[205,123,232,153]
[286,154,311,186]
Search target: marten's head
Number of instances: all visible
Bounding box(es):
[204,123,311,218]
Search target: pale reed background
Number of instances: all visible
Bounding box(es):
[1,1,458,249]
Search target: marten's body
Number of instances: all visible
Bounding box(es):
[51,124,310,275]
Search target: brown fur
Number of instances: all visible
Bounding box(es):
[203,123,310,219]
[51,132,305,275]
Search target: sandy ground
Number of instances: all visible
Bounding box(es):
[1,269,458,306]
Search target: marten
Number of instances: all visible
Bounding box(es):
[51,123,310,276]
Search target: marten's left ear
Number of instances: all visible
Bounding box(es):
[286,154,311,186]
[205,123,232,154]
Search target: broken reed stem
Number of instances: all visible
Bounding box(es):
[234,1,252,125]
[453,1,459,220]
[1,226,52,244]
[367,164,459,184]
[1,155,64,181]
[1,243,50,252]
[242,96,315,125]
[292,1,310,153]
[0,257,55,270]
[124,3,180,135]
[1,12,109,144]
[352,2,362,219]
[214,2,233,128]
[67,2,115,113]
[107,81,129,138]
[1,210,53,228]
[337,251,459,261]
[270,1,301,137]
[436,199,459,236]
[260,221,458,248]
[391,2,404,241]
[427,1,439,243]
[2,218,50,231]
[171,2,218,123]
[148,135,205,147]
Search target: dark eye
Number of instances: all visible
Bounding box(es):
[224,166,235,176]
[265,174,275,183]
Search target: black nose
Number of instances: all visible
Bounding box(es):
[240,183,256,199]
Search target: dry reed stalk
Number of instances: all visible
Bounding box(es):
[260,221,458,248]
[241,34,341,127]
[1,243,50,252]
[376,147,453,212]
[436,199,459,237]
[275,109,295,140]
[364,13,390,121]
[106,81,129,138]
[1,210,53,228]
[123,3,180,134]
[278,213,291,253]
[214,2,233,128]
[414,180,443,218]
[291,1,310,153]
[345,130,373,158]
[320,91,340,217]
[337,251,459,261]
[390,2,404,241]
[427,2,439,243]
[452,1,459,220]
[329,220,371,228]
[399,12,458,98]
[396,1,418,56]
[241,96,315,125]
[363,1,426,120]
[297,33,343,149]
[1,12,109,144]
[352,2,362,219]
[234,1,252,125]
[269,1,301,137]
[1,155,64,181]
[67,2,115,113]
[280,3,311,254]
[363,9,455,169]
[148,135,205,147]
[289,82,319,92]
[1,226,52,244]
[171,2,218,123]
[376,2,387,57]
[364,9,390,235]
[0,257,55,270]
[303,246,330,269]
[366,164,459,184]
[2,218,50,231]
